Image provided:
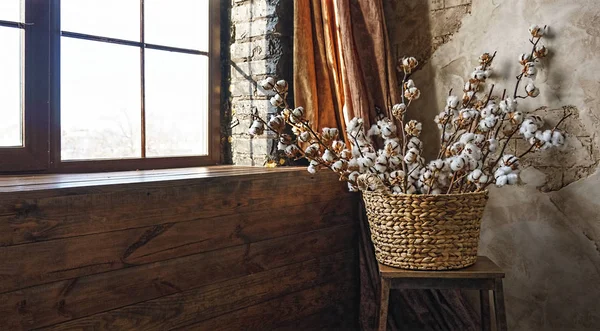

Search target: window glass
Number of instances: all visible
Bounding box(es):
[61,38,142,160]
[0,1,23,22]
[61,0,140,40]
[145,49,209,157]
[0,27,24,147]
[144,0,209,51]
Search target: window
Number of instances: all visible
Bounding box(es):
[0,0,220,173]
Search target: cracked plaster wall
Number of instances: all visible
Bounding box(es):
[386,0,600,329]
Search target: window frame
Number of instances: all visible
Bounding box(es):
[0,0,221,174]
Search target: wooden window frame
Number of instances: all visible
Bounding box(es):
[0,0,221,174]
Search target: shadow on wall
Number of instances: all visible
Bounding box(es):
[384,0,441,160]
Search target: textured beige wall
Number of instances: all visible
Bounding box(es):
[386,0,600,329]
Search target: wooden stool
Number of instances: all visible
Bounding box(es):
[377,256,507,331]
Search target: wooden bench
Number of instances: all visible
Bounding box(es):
[377,256,507,331]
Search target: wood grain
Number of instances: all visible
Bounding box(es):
[0,199,353,293]
[1,224,355,329]
[0,167,359,330]
[379,256,505,279]
[173,279,356,331]
[39,250,356,330]
[0,171,351,246]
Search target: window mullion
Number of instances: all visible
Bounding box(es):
[140,0,146,158]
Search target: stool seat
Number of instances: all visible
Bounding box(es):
[377,256,507,331]
[379,256,505,279]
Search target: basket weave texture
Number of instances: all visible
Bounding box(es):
[362,190,489,270]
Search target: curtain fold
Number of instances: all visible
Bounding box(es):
[293,1,480,330]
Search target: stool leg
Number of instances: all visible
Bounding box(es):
[378,278,391,331]
[493,279,508,331]
[480,289,491,331]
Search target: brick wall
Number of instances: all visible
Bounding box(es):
[227,0,293,166]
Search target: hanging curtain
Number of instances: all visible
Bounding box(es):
[294,1,480,330]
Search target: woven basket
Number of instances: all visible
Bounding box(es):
[362,190,489,270]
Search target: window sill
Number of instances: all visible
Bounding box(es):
[0,165,307,195]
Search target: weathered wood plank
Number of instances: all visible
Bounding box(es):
[0,224,356,330]
[0,166,301,193]
[173,279,356,331]
[0,172,353,246]
[38,250,357,331]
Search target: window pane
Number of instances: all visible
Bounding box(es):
[145,0,209,51]
[145,50,208,157]
[61,0,140,41]
[61,38,141,160]
[0,28,23,147]
[0,1,23,22]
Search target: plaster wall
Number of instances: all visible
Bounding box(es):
[386,0,600,329]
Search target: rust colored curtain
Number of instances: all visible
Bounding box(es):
[294,1,480,330]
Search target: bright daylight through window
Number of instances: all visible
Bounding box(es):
[0,0,217,172]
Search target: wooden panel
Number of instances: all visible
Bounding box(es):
[1,224,355,329]
[379,256,505,279]
[0,171,351,246]
[39,250,357,330]
[0,167,359,330]
[0,199,353,293]
[175,280,356,331]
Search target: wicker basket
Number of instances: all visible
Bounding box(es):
[362,190,489,270]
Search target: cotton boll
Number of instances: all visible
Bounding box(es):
[518,53,532,65]
[404,87,421,100]
[307,161,318,174]
[248,120,265,136]
[392,103,407,119]
[529,24,547,38]
[348,183,359,192]
[384,139,401,156]
[392,185,403,194]
[275,80,288,93]
[464,143,482,160]
[430,188,442,195]
[487,138,498,153]
[459,133,475,144]
[501,155,519,168]
[285,144,301,158]
[468,169,483,182]
[375,154,388,173]
[471,69,487,81]
[500,98,517,114]
[331,140,346,152]
[289,107,305,123]
[407,137,423,151]
[464,80,478,92]
[260,77,276,90]
[346,117,363,135]
[524,62,537,78]
[404,148,420,164]
[267,115,286,133]
[331,159,348,172]
[552,131,565,146]
[304,143,320,157]
[447,95,460,109]
[507,173,519,185]
[348,171,360,183]
[534,45,549,58]
[511,111,524,125]
[495,175,508,187]
[270,94,284,107]
[405,120,423,137]
[450,142,465,155]
[450,156,466,171]
[367,124,381,137]
[297,131,311,143]
[404,79,415,89]
[525,82,540,97]
[380,122,397,139]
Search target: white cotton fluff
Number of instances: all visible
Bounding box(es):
[552,131,565,146]
[519,119,539,139]
[322,150,335,163]
[388,156,402,168]
[348,171,360,183]
[525,82,540,97]
[407,137,423,151]
[331,160,347,172]
[384,139,401,156]
[248,120,265,136]
[375,154,388,173]
[367,124,380,137]
[404,148,420,164]
[500,98,518,114]
[459,133,475,144]
[479,116,497,132]
[447,95,460,109]
[463,143,482,161]
[450,156,466,171]
[468,169,483,182]
[487,138,498,153]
